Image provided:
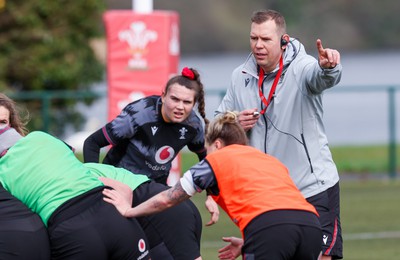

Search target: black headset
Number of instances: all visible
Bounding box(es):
[280,36,288,48]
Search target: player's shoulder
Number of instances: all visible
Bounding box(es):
[122,96,160,116]
[126,95,159,108]
[183,112,204,128]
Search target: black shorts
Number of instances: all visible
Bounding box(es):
[133,181,202,260]
[243,211,322,259]
[307,182,343,259]
[0,215,51,260]
[48,187,150,260]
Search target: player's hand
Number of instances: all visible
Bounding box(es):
[317,39,340,69]
[103,188,131,217]
[238,109,260,131]
[218,236,243,259]
[205,195,220,226]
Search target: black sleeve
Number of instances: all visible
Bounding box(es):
[190,159,219,196]
[196,149,207,161]
[83,128,110,163]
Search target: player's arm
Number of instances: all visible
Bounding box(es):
[83,128,110,163]
[103,180,190,217]
[205,194,220,226]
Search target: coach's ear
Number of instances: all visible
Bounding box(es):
[280,34,290,50]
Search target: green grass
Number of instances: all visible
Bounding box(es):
[331,145,400,174]
[181,147,400,259]
[190,180,400,260]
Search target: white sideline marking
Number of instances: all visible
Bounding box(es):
[201,231,400,248]
[344,231,400,240]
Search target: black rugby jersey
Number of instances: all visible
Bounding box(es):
[102,95,206,184]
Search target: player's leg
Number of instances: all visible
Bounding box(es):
[307,182,343,259]
[0,216,50,260]
[133,181,203,260]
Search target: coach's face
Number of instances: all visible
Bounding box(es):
[250,20,282,74]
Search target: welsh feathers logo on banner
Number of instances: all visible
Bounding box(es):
[119,21,158,70]
[104,10,180,120]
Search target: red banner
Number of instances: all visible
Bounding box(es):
[104,10,180,120]
[104,10,181,185]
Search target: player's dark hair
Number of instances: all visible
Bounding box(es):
[164,68,209,128]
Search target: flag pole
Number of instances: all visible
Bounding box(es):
[132,0,153,13]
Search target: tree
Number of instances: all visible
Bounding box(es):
[0,0,106,136]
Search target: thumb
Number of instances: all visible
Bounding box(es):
[222,237,232,242]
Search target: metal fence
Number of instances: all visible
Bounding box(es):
[6,84,399,177]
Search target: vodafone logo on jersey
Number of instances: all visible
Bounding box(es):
[137,238,149,260]
[155,145,175,164]
[138,238,146,252]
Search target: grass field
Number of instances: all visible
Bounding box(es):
[190,180,400,260]
[180,147,400,259]
[330,145,400,174]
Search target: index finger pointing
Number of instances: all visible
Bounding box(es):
[316,39,324,53]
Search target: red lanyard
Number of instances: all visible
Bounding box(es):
[258,55,283,114]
